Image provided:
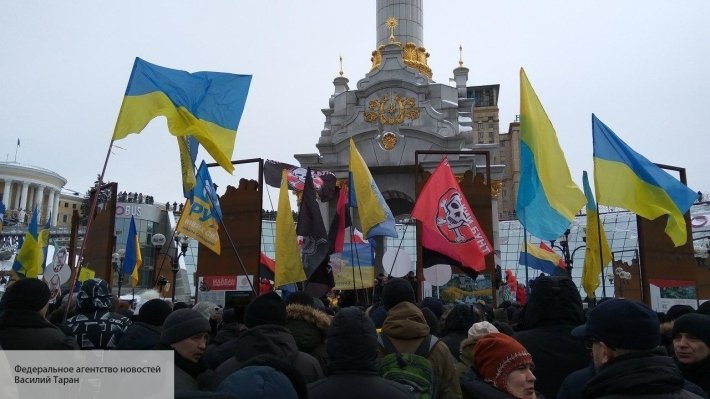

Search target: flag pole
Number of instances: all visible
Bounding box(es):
[523,227,530,295]
[14,139,19,162]
[595,203,607,299]
[63,138,116,322]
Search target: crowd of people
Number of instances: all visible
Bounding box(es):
[1,275,710,399]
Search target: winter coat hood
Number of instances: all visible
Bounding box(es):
[381,301,429,340]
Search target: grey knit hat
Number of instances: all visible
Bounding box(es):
[160,308,211,344]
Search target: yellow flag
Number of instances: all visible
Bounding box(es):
[78,267,96,282]
[275,171,306,287]
[348,138,387,237]
[581,171,612,298]
[130,236,143,288]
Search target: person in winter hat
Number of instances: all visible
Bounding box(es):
[569,299,702,399]
[513,276,587,399]
[461,332,538,399]
[64,278,132,349]
[379,277,461,399]
[455,321,499,378]
[307,307,414,399]
[117,298,172,350]
[156,308,212,393]
[672,313,710,396]
[210,292,323,389]
[284,291,332,372]
[0,278,78,349]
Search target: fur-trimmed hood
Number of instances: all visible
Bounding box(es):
[286,304,331,331]
[285,304,331,355]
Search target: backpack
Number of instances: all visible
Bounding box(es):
[378,333,437,399]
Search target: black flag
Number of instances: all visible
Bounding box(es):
[297,168,330,278]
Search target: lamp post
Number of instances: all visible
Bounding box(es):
[111,249,126,298]
[151,233,189,302]
[151,233,167,297]
[172,235,190,302]
[550,229,586,280]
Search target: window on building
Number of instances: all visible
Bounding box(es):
[62,215,68,223]
[64,202,68,208]
[72,204,77,209]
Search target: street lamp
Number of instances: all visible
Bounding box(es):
[151,233,189,302]
[173,235,190,302]
[111,249,126,297]
[550,229,586,280]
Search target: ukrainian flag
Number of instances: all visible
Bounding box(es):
[112,57,252,173]
[121,216,143,288]
[12,209,49,278]
[348,138,397,239]
[592,114,697,246]
[581,171,611,298]
[516,68,585,240]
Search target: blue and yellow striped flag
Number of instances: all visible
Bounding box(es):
[581,171,612,298]
[112,57,252,173]
[516,68,585,240]
[12,209,49,278]
[592,114,697,246]
[121,216,143,288]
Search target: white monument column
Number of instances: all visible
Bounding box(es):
[1,178,12,208]
[46,189,55,225]
[14,181,23,210]
[19,182,29,216]
[34,185,45,220]
[52,191,60,226]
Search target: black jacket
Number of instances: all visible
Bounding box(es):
[583,352,704,399]
[677,357,710,397]
[0,309,78,350]
[203,323,247,369]
[210,324,323,389]
[308,306,413,399]
[116,322,161,350]
[514,276,588,399]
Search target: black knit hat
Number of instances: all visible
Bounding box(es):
[1,278,50,311]
[138,298,173,326]
[666,304,695,322]
[244,292,286,328]
[381,278,415,310]
[160,308,211,344]
[672,313,710,347]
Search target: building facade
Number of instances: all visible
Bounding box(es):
[0,162,66,226]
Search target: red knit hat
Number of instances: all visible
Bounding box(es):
[472,333,533,391]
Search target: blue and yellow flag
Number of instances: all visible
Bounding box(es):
[176,161,221,254]
[581,171,612,299]
[592,114,697,246]
[12,209,49,278]
[275,171,306,287]
[178,135,200,198]
[348,138,397,239]
[121,216,143,288]
[112,57,252,173]
[516,68,586,240]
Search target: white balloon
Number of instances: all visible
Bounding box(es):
[382,248,413,277]
[423,264,452,286]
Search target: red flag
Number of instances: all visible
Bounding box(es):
[331,184,348,253]
[412,158,493,272]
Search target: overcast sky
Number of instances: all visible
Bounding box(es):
[2,1,708,209]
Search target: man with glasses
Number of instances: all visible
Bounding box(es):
[564,299,703,399]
